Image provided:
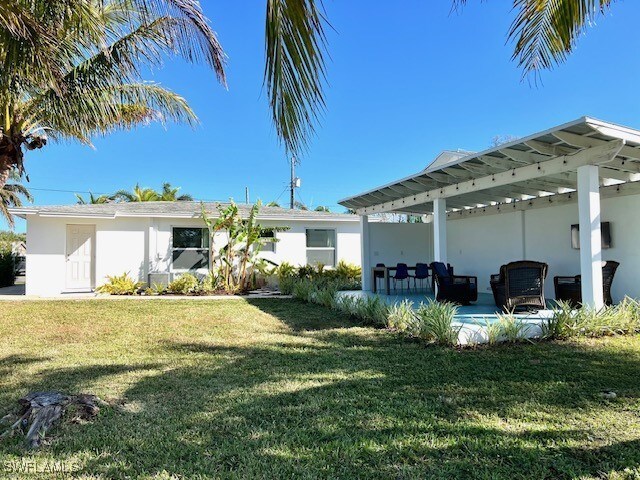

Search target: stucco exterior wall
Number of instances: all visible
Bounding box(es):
[367,222,434,268]
[447,193,640,302]
[26,216,148,296]
[24,216,361,296]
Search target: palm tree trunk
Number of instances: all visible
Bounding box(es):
[0,141,19,190]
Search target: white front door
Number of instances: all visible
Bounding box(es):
[66,225,95,291]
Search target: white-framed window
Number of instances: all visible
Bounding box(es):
[306,229,336,266]
[171,227,210,271]
[260,230,276,253]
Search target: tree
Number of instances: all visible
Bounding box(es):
[75,192,112,205]
[314,205,330,212]
[160,182,193,201]
[454,1,614,80]
[0,0,328,188]
[266,201,281,208]
[1,171,33,228]
[113,183,192,202]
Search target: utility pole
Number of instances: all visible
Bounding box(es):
[245,186,249,204]
[290,157,300,209]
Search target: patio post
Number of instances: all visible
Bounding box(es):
[577,165,604,309]
[359,215,372,291]
[433,198,447,263]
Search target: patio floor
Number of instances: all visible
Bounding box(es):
[337,290,555,345]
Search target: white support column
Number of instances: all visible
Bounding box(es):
[359,215,372,291]
[433,198,447,263]
[577,165,604,309]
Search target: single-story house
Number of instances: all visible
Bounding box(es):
[10,202,363,296]
[340,117,640,309]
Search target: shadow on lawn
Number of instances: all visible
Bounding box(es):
[3,300,640,479]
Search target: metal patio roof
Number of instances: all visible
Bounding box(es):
[339,117,640,215]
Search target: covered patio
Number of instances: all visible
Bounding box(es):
[340,117,640,311]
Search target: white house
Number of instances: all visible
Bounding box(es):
[340,117,640,308]
[10,202,363,296]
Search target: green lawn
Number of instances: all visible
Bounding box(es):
[1,299,640,479]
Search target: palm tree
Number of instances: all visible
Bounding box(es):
[113,184,161,202]
[160,182,193,201]
[75,192,113,204]
[0,0,328,188]
[1,172,33,228]
[454,1,613,79]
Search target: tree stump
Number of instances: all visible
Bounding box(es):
[1,392,105,448]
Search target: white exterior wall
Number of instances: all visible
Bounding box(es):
[448,193,640,302]
[367,222,434,268]
[24,216,361,296]
[26,216,148,297]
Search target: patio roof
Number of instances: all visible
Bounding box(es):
[339,117,640,215]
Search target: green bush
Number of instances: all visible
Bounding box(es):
[496,313,532,343]
[167,273,200,295]
[96,273,143,295]
[415,300,460,346]
[387,300,416,331]
[546,298,640,339]
[275,261,362,292]
[334,260,362,282]
[0,248,15,288]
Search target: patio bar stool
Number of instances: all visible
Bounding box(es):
[392,263,411,293]
[413,263,431,292]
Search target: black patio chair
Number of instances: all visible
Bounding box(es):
[392,263,410,293]
[412,263,430,292]
[554,260,620,307]
[430,261,477,305]
[490,261,548,312]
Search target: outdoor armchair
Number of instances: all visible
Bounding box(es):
[554,260,619,307]
[490,261,548,312]
[430,262,478,305]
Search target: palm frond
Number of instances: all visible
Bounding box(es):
[509,0,613,79]
[28,83,197,144]
[265,0,328,155]
[129,0,227,84]
[1,180,32,227]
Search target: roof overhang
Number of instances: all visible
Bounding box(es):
[339,117,640,216]
[8,209,360,223]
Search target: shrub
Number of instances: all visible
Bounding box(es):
[387,300,416,331]
[496,313,532,343]
[334,260,362,282]
[484,319,503,345]
[0,248,15,288]
[96,273,143,295]
[278,276,296,295]
[544,299,640,339]
[415,300,460,346]
[167,273,200,295]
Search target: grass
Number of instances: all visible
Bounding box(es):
[1,299,640,479]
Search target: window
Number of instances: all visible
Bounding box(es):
[172,227,209,271]
[260,230,276,253]
[306,229,336,266]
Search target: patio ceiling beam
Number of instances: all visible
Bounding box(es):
[399,180,426,192]
[447,179,640,220]
[354,140,625,215]
[524,139,576,156]
[552,130,640,163]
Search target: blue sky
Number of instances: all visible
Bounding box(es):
[7,0,640,232]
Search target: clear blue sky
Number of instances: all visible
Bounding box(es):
[7,0,640,232]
